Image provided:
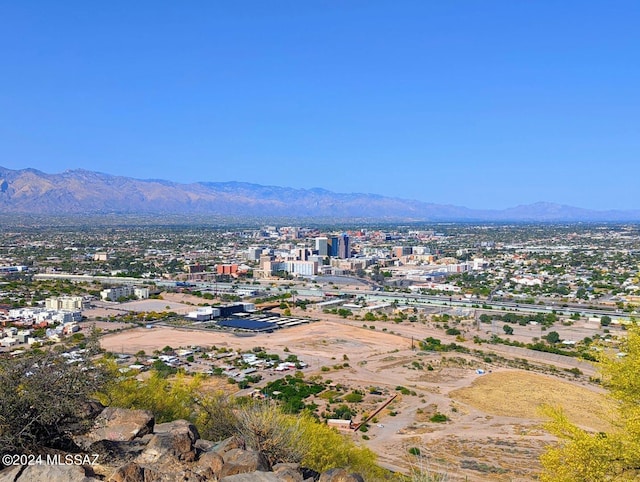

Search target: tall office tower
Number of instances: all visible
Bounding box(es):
[246,247,263,261]
[296,247,309,261]
[315,237,328,256]
[259,254,273,269]
[329,236,340,257]
[338,234,350,259]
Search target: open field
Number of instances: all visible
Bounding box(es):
[100,318,612,481]
[450,371,613,432]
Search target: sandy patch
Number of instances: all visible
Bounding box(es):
[449,370,613,432]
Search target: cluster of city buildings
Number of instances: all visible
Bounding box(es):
[2,224,639,320]
[0,296,85,348]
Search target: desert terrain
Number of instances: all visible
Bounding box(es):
[99,303,612,481]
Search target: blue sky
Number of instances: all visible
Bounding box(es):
[1,1,638,210]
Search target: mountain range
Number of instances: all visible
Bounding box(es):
[0,166,638,222]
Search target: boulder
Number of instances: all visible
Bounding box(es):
[0,466,23,482]
[211,435,244,455]
[272,463,303,482]
[153,420,199,441]
[88,438,150,465]
[77,408,154,449]
[272,467,303,481]
[136,420,199,465]
[194,439,215,453]
[220,449,270,477]
[136,466,206,482]
[318,468,365,482]
[107,462,145,482]
[11,464,99,482]
[194,451,224,479]
[220,472,286,482]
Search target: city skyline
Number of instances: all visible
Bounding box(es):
[1,2,639,210]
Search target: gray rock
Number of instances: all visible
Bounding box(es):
[88,438,149,465]
[194,439,215,453]
[135,419,201,466]
[318,468,364,482]
[13,464,99,482]
[272,463,303,482]
[220,472,286,482]
[0,466,23,482]
[153,420,199,442]
[77,408,154,449]
[220,449,270,477]
[273,463,300,472]
[211,436,244,455]
[136,431,196,465]
[137,466,206,482]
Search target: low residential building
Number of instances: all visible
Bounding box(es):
[100,286,149,301]
[0,337,17,347]
[186,307,221,321]
[45,296,84,311]
[327,419,353,430]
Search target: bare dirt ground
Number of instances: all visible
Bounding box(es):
[79,320,135,332]
[99,308,611,481]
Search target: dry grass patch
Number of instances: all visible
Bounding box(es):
[449,370,614,432]
[415,403,440,423]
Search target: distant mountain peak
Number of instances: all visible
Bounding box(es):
[0,166,637,221]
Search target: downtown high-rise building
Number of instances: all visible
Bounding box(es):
[325,234,350,259]
[315,237,328,257]
[337,234,350,259]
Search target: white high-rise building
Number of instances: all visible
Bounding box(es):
[315,237,328,257]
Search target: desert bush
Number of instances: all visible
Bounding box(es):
[195,391,239,442]
[0,350,108,454]
[96,361,203,423]
[235,401,307,468]
[429,413,449,423]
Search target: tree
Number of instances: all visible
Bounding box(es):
[540,325,640,481]
[0,350,108,454]
[600,315,612,327]
[363,312,376,321]
[545,331,561,344]
[503,324,514,335]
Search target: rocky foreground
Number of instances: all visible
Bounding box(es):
[0,407,364,482]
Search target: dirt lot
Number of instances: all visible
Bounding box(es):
[100,314,611,481]
[450,370,612,432]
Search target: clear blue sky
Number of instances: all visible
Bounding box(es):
[1,1,638,210]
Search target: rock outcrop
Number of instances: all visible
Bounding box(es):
[0,408,365,482]
[75,407,155,450]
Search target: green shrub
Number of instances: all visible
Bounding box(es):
[429,412,449,423]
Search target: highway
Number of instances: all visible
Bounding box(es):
[307,288,634,322]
